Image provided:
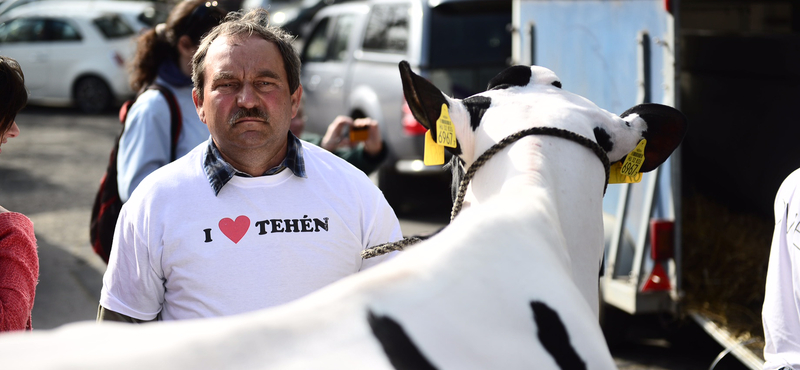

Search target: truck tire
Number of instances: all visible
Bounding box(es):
[377,164,407,212]
[600,303,631,349]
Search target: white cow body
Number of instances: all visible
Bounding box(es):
[0,188,613,369]
[0,62,686,370]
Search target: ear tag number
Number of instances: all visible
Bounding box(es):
[609,139,646,184]
[424,130,445,166]
[436,104,457,148]
[621,139,646,176]
[609,162,643,183]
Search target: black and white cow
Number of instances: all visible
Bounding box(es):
[0,62,686,370]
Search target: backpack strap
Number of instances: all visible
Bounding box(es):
[148,84,183,161]
[118,83,184,161]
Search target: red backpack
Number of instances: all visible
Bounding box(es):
[90,84,182,263]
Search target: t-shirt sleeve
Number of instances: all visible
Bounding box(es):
[99,203,165,321]
[0,212,38,331]
[359,188,403,271]
[763,169,800,370]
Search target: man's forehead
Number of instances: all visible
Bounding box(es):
[205,34,285,79]
[207,34,271,56]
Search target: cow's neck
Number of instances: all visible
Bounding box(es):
[462,135,606,317]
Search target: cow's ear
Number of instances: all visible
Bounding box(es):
[399,61,450,139]
[621,103,688,172]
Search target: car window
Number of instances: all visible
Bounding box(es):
[0,17,46,43]
[93,14,134,39]
[362,3,409,54]
[424,4,512,99]
[46,19,81,41]
[429,7,511,68]
[329,14,355,61]
[303,16,330,62]
[137,6,169,28]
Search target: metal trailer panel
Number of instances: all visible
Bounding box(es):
[513,0,671,112]
[513,0,679,314]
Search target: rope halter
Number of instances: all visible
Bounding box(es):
[361,126,611,259]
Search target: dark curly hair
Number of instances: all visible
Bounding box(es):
[129,0,227,92]
[0,56,27,138]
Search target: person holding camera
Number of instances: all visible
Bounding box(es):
[289,101,387,175]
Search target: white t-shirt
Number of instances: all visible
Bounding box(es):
[763,168,800,370]
[100,141,402,321]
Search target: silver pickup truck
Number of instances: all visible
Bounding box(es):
[299,0,512,207]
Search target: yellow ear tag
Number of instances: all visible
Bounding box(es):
[424,130,445,166]
[609,162,643,183]
[608,139,646,184]
[435,104,457,148]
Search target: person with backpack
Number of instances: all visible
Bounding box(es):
[118,0,228,204]
[90,0,229,263]
[0,56,39,331]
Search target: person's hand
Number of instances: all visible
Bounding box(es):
[351,117,383,156]
[320,115,353,152]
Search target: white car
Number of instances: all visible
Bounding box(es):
[0,1,165,113]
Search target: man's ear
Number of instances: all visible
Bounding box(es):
[192,88,206,125]
[621,103,688,172]
[399,61,449,139]
[291,84,303,120]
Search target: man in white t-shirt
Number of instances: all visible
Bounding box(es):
[763,168,800,370]
[97,9,402,322]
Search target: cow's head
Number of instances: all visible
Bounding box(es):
[399,61,687,174]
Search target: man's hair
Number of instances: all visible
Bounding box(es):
[0,56,27,137]
[191,8,301,100]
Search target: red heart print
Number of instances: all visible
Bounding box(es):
[219,216,250,244]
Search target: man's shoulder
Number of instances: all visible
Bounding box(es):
[299,132,322,146]
[301,141,370,179]
[131,145,206,197]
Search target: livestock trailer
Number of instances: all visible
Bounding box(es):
[513,0,800,368]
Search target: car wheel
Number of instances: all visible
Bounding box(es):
[74,76,113,114]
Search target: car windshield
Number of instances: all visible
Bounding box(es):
[427,3,512,98]
[93,14,133,39]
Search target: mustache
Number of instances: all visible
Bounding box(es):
[228,107,270,126]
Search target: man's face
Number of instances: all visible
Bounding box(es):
[193,34,301,157]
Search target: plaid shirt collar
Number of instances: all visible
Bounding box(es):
[203,132,307,196]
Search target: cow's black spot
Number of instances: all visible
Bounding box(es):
[488,65,532,90]
[463,96,492,132]
[552,81,562,88]
[593,127,614,154]
[368,310,438,370]
[530,301,587,370]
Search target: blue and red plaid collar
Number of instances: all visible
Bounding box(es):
[203,132,307,196]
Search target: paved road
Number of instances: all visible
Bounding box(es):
[0,106,750,369]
